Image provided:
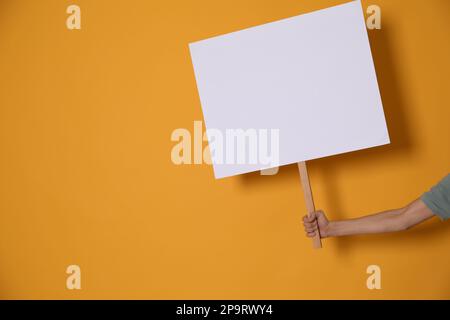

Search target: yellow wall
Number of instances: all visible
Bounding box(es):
[0,0,449,299]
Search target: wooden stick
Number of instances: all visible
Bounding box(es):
[298,161,322,249]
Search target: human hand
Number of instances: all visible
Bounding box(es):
[302,210,330,238]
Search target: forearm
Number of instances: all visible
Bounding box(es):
[324,200,434,238]
[325,208,404,237]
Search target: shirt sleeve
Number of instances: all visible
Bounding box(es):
[421,174,450,221]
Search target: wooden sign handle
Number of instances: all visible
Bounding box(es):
[298,161,322,249]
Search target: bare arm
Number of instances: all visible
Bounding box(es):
[303,199,436,238]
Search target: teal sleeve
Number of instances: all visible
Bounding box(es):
[421,174,450,221]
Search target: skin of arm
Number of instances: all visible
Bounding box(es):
[302,199,436,238]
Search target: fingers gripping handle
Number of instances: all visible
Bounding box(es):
[298,162,322,249]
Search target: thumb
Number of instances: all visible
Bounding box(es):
[314,210,328,223]
[308,211,321,220]
[304,212,317,223]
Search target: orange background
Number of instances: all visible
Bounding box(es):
[0,0,449,299]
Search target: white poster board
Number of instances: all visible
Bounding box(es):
[189,0,390,179]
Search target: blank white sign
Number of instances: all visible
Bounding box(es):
[189,0,390,179]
